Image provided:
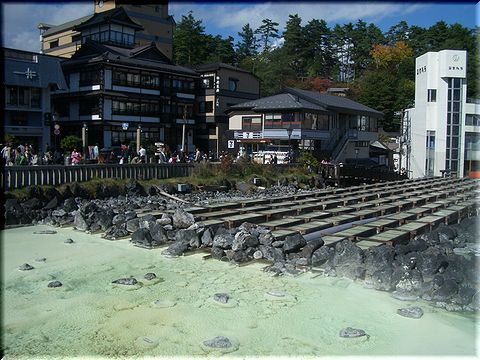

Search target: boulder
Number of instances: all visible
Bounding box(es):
[43,196,59,210]
[393,269,424,294]
[150,223,169,245]
[258,245,285,262]
[126,218,141,233]
[431,279,459,301]
[144,273,157,280]
[74,212,89,231]
[201,228,214,247]
[213,232,234,250]
[231,250,250,263]
[125,211,137,221]
[63,198,78,213]
[175,229,199,244]
[103,223,129,240]
[258,231,275,246]
[339,327,368,338]
[283,233,307,253]
[416,247,446,276]
[48,280,63,288]
[397,307,424,319]
[203,336,233,349]
[96,210,114,231]
[232,231,259,251]
[52,209,67,217]
[131,228,153,246]
[19,263,34,271]
[364,245,395,277]
[172,209,195,229]
[311,246,334,267]
[80,202,98,215]
[211,247,225,260]
[452,285,476,306]
[297,238,324,262]
[213,293,229,304]
[162,240,189,257]
[370,267,395,291]
[157,214,172,226]
[22,198,43,210]
[332,240,365,280]
[112,278,137,285]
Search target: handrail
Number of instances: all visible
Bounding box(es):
[1,163,194,190]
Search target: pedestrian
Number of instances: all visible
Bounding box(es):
[138,145,146,163]
[1,143,12,165]
[194,147,201,162]
[158,145,167,163]
[71,148,82,165]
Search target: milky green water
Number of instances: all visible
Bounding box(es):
[2,225,479,359]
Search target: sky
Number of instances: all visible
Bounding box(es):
[1,1,478,53]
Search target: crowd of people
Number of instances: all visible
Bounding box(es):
[1,143,66,166]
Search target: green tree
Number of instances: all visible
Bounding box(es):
[60,135,82,153]
[303,19,335,77]
[204,35,236,64]
[173,11,206,65]
[283,14,306,77]
[385,21,410,45]
[255,18,280,52]
[236,23,259,62]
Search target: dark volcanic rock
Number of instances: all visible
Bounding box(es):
[211,247,225,260]
[162,240,189,257]
[33,230,57,234]
[311,246,334,266]
[201,228,214,247]
[432,278,459,301]
[150,223,169,245]
[297,238,324,262]
[144,273,157,280]
[126,218,141,233]
[96,210,114,231]
[397,307,424,319]
[43,196,59,210]
[131,228,153,246]
[48,280,63,288]
[64,238,75,244]
[258,245,285,262]
[112,214,126,225]
[112,278,138,285]
[74,212,89,231]
[22,198,43,210]
[370,267,395,291]
[339,327,368,338]
[19,263,34,271]
[258,231,275,246]
[213,293,229,304]
[172,209,195,229]
[232,231,259,251]
[203,336,233,349]
[104,223,129,240]
[283,233,307,253]
[175,229,199,245]
[52,209,67,217]
[63,198,78,213]
[332,240,365,280]
[213,231,234,249]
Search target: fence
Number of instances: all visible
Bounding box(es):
[1,163,194,190]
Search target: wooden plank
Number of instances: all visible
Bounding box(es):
[182,206,208,214]
[203,202,239,212]
[258,208,297,221]
[269,201,297,209]
[290,203,324,214]
[271,229,300,240]
[421,203,443,213]
[351,208,380,220]
[363,218,399,233]
[238,205,269,213]
[199,219,228,227]
[221,213,266,228]
[375,203,398,215]
[328,214,360,225]
[396,221,430,237]
[258,217,305,230]
[319,199,344,210]
[348,202,375,211]
[416,215,445,229]
[432,209,459,224]
[406,207,430,219]
[321,235,347,247]
[390,200,414,210]
[293,211,331,222]
[240,198,271,207]
[323,206,355,216]
[289,220,333,234]
[385,211,417,224]
[332,225,377,240]
[197,209,238,220]
[356,240,383,249]
[367,229,410,244]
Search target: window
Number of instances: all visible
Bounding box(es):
[201,76,214,89]
[427,89,437,102]
[49,40,59,49]
[242,116,262,131]
[228,78,238,91]
[426,131,435,149]
[80,69,101,86]
[466,114,480,126]
[6,86,41,108]
[199,101,213,113]
[355,141,369,147]
[79,97,100,116]
[318,114,329,130]
[72,34,81,43]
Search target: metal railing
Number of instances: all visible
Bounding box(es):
[1,163,194,190]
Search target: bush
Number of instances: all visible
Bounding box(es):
[60,135,82,153]
[297,151,320,171]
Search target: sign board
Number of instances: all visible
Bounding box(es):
[54,129,60,135]
[122,122,129,130]
[227,140,235,149]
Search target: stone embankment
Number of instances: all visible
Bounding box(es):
[4,180,479,312]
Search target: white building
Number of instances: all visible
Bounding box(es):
[403,50,480,178]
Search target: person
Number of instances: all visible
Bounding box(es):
[71,148,81,165]
[194,147,201,162]
[53,149,63,164]
[158,145,167,163]
[92,143,99,160]
[130,156,141,164]
[138,145,146,163]
[272,154,278,164]
[168,152,178,164]
[1,143,12,165]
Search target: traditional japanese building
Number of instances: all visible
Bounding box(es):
[227,87,383,164]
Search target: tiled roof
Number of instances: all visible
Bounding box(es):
[229,93,327,112]
[41,15,93,37]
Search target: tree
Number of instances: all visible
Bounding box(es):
[60,135,82,153]
[371,41,413,70]
[236,23,259,62]
[205,35,236,64]
[303,19,335,78]
[173,11,206,65]
[283,14,306,77]
[255,18,279,52]
[385,21,410,45]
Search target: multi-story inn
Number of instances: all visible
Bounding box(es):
[402,50,480,178]
[193,63,260,156]
[4,48,67,150]
[51,7,198,153]
[39,0,174,60]
[227,87,384,164]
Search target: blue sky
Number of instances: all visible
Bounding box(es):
[1,2,477,52]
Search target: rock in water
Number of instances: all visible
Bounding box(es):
[203,336,233,348]
[35,257,47,262]
[112,278,138,285]
[33,230,57,234]
[64,238,75,244]
[144,273,157,280]
[213,293,229,304]
[19,263,34,271]
[397,307,424,319]
[339,327,368,338]
[48,280,62,288]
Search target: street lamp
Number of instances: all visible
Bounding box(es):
[181,104,187,153]
[136,124,142,154]
[286,124,293,163]
[82,123,88,161]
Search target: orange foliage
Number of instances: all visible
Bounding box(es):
[370,41,413,69]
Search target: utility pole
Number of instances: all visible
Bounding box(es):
[181,104,187,152]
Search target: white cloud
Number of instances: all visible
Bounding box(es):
[170,2,430,34]
[2,2,92,52]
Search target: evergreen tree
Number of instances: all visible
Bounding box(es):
[255,18,280,52]
[236,23,258,62]
[386,21,410,45]
[303,19,335,78]
[282,14,306,77]
[173,11,206,65]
